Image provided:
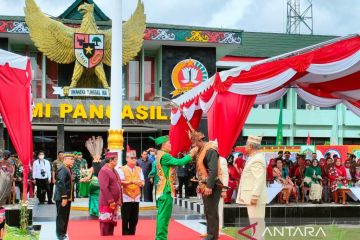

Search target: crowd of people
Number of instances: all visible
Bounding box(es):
[225,150,360,205]
[2,140,360,240]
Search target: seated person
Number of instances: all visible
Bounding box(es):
[354,167,360,187]
[328,158,347,204]
[273,158,297,202]
[266,158,276,184]
[304,159,323,204]
[344,160,355,185]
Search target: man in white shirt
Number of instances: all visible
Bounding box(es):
[32,151,53,204]
[117,150,144,235]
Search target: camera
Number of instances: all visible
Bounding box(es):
[41,169,46,177]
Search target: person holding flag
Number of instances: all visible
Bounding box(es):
[152,135,198,240]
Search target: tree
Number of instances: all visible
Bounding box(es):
[92,36,102,46]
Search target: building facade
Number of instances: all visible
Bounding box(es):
[0,0,359,161]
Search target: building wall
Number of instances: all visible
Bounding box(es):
[243,89,360,145]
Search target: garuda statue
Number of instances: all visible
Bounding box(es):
[25,0,146,94]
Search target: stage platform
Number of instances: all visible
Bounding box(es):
[174,198,360,227]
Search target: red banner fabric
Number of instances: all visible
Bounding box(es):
[316,145,348,163]
[0,61,33,200]
[170,109,202,157]
[207,92,256,158]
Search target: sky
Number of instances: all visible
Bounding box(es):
[1,0,360,36]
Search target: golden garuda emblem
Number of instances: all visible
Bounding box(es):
[25,0,146,94]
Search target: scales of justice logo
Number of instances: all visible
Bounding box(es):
[74,33,104,69]
[171,59,208,97]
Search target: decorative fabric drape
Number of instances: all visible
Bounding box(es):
[169,108,202,157]
[0,50,33,200]
[207,92,256,158]
[171,34,360,158]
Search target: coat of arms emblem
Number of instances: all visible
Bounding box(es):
[74,33,104,68]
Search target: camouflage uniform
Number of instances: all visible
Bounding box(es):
[52,159,63,181]
[73,158,82,198]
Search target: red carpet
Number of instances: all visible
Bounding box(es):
[68,219,235,240]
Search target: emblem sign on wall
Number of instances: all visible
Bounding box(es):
[74,33,104,68]
[171,58,208,97]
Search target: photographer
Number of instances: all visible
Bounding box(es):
[32,151,52,204]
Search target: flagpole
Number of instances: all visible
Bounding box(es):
[108,0,124,165]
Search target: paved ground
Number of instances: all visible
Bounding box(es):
[31,197,204,239]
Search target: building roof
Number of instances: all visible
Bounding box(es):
[0,16,338,58]
[58,0,110,21]
[229,31,336,57]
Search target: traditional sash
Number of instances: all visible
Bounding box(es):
[155,151,177,199]
[121,165,142,200]
[196,142,221,193]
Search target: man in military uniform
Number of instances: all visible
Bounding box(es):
[54,152,75,240]
[52,151,64,185]
[72,152,82,198]
[191,131,222,240]
[152,135,198,240]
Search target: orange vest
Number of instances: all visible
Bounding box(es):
[196,142,222,193]
[155,151,177,199]
[121,165,142,200]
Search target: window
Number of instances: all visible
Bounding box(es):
[33,131,57,160]
[297,96,307,109]
[144,57,155,101]
[294,137,330,145]
[261,137,277,145]
[269,94,287,109]
[126,60,140,100]
[125,57,156,101]
[343,138,360,145]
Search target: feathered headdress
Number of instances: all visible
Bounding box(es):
[85,136,103,162]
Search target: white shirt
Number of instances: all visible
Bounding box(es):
[345,168,352,181]
[32,159,52,180]
[117,165,144,202]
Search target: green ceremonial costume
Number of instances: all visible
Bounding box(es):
[304,165,322,187]
[155,150,192,240]
[79,159,89,197]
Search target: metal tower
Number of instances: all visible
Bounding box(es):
[286,0,313,34]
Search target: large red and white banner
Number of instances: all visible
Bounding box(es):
[0,49,33,200]
[171,35,360,158]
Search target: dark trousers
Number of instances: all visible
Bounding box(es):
[74,176,80,198]
[121,202,139,235]
[203,187,221,240]
[100,222,115,236]
[143,179,153,202]
[56,200,71,239]
[36,178,51,203]
[49,182,54,202]
[178,176,190,198]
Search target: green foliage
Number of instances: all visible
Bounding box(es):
[20,201,29,230]
[4,225,39,240]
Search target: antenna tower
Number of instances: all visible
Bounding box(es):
[286,0,313,34]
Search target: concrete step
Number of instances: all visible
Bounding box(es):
[174,197,204,214]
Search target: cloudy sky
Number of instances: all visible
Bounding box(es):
[1,0,360,36]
